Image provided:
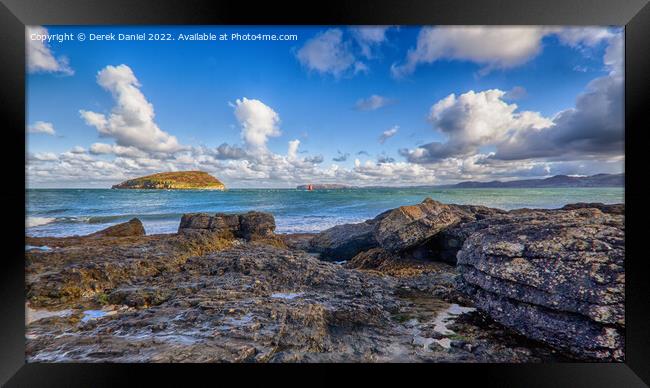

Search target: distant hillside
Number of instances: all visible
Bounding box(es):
[440,173,624,189]
[112,171,225,190]
[297,184,354,190]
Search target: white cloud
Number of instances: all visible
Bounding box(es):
[232,97,281,151]
[296,29,366,78]
[89,142,148,158]
[391,26,618,77]
[392,26,548,77]
[26,26,74,75]
[350,26,392,59]
[28,121,56,135]
[402,89,553,163]
[604,33,624,75]
[554,27,614,47]
[30,152,58,161]
[496,72,623,160]
[379,126,399,144]
[203,143,249,160]
[355,94,394,111]
[287,139,300,160]
[80,64,182,153]
[496,32,624,161]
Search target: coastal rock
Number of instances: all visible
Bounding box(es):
[88,218,146,238]
[239,212,276,239]
[179,213,215,230]
[560,202,624,215]
[346,247,396,270]
[26,234,559,363]
[373,199,475,252]
[25,230,233,308]
[26,205,582,363]
[178,211,275,241]
[310,198,507,261]
[456,207,625,361]
[308,220,377,260]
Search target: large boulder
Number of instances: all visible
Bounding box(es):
[178,213,214,230]
[309,198,507,261]
[561,202,624,215]
[89,218,146,238]
[309,221,377,260]
[372,198,463,252]
[178,211,275,241]
[456,207,625,361]
[239,211,276,239]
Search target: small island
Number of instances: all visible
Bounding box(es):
[111,171,225,190]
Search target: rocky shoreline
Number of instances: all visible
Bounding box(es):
[25,199,624,362]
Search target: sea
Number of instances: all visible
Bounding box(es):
[26,187,625,237]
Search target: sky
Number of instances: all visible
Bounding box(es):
[26,25,624,188]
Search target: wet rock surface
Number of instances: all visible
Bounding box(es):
[25,203,624,363]
[25,239,561,363]
[456,207,625,361]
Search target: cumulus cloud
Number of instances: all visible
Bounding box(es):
[391,26,618,77]
[89,142,148,158]
[401,89,553,163]
[496,32,623,161]
[379,125,399,144]
[350,26,392,59]
[232,97,281,151]
[211,143,249,160]
[496,72,623,160]
[295,27,394,78]
[30,152,58,161]
[296,29,362,77]
[80,64,182,153]
[28,121,56,135]
[354,94,394,111]
[403,32,622,165]
[287,139,301,160]
[26,26,74,75]
[391,26,548,77]
[554,27,615,48]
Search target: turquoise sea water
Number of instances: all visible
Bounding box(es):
[26,187,624,237]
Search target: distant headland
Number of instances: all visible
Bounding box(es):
[436,173,624,189]
[112,171,225,190]
[296,174,623,190]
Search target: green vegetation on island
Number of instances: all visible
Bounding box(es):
[111,171,225,190]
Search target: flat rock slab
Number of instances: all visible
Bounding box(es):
[457,207,624,361]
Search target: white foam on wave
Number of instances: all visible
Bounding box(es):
[26,217,56,228]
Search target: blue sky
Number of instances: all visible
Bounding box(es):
[26,26,624,188]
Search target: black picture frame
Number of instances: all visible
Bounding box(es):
[2,0,649,386]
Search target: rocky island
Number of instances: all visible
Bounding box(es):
[111,171,225,190]
[25,199,624,363]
